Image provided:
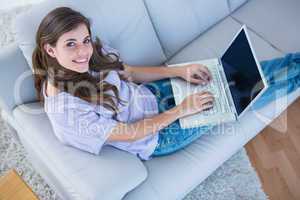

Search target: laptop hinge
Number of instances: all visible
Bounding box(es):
[217,59,238,118]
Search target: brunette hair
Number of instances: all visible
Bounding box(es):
[32,7,126,119]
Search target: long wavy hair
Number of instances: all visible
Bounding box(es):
[32,7,126,119]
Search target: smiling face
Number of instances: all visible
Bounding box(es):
[44,23,93,73]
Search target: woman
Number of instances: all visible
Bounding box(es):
[32,7,214,160]
[33,7,300,161]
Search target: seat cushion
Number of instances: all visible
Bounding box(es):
[231,0,300,53]
[123,15,300,200]
[15,0,166,70]
[12,102,147,200]
[144,0,230,58]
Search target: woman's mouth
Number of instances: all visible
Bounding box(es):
[72,58,89,64]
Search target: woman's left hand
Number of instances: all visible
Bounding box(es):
[176,64,212,85]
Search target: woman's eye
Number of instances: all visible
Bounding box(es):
[84,38,91,44]
[66,42,75,47]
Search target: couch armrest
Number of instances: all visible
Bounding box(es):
[13,102,148,200]
[0,43,36,116]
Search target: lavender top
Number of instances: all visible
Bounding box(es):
[42,44,159,160]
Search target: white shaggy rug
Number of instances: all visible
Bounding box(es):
[0,4,268,200]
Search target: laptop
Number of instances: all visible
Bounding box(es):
[167,25,268,129]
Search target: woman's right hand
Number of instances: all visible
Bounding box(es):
[178,91,214,117]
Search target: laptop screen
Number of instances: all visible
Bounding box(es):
[220,28,265,115]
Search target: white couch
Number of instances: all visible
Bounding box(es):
[0,0,299,199]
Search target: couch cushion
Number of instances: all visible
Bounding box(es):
[228,0,249,12]
[123,16,300,200]
[144,0,230,58]
[15,0,166,70]
[231,0,300,53]
[12,102,147,200]
[167,17,283,64]
[0,44,36,116]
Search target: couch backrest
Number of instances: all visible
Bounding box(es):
[143,0,248,59]
[228,0,249,12]
[15,0,167,70]
[8,0,249,113]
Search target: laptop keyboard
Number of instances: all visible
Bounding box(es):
[196,64,228,115]
[168,58,235,128]
[171,61,229,115]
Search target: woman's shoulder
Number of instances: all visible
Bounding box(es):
[44,90,96,116]
[43,81,89,110]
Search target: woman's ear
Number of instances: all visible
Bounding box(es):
[43,44,56,58]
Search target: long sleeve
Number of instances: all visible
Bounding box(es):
[46,95,118,155]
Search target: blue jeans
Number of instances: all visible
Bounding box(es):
[144,53,300,157]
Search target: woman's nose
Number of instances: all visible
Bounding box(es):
[76,44,89,57]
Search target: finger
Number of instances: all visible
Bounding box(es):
[196,69,210,82]
[199,65,209,75]
[192,69,211,83]
[198,66,212,81]
[198,93,214,101]
[193,96,214,110]
[192,71,207,82]
[193,94,214,104]
[196,91,213,97]
[198,95,214,104]
[199,96,214,105]
[198,71,210,82]
[201,102,214,111]
[194,92,212,100]
[190,77,206,85]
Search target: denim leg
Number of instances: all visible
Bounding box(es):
[152,124,212,156]
[252,53,300,109]
[145,53,300,157]
[144,78,176,113]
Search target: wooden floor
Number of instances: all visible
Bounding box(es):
[245,98,300,200]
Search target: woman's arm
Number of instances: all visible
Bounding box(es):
[107,105,182,142]
[107,91,214,142]
[122,64,180,83]
[121,63,212,85]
